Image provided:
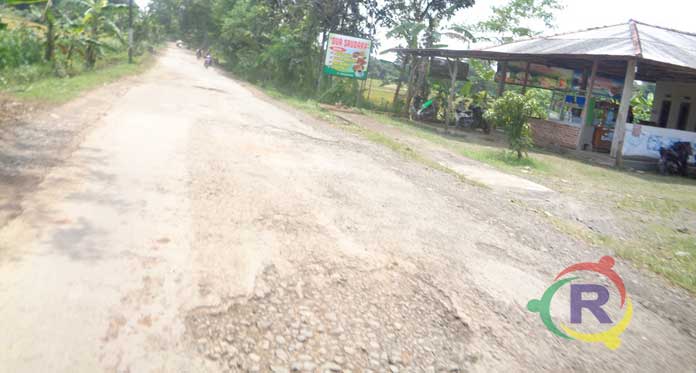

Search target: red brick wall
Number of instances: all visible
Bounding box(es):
[529,118,580,150]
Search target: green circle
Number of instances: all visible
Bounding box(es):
[527,277,577,340]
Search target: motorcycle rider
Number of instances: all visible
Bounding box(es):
[204,52,212,68]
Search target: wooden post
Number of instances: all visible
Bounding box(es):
[497,61,508,97]
[521,62,531,94]
[577,59,599,150]
[610,59,637,165]
[446,58,459,127]
[355,79,361,107]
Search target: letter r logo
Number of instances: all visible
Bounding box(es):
[570,284,613,324]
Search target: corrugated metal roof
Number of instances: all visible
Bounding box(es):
[486,23,635,56]
[485,20,696,71]
[637,22,696,70]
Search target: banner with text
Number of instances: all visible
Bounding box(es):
[323,33,371,80]
[500,62,575,90]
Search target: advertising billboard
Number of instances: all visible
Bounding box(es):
[323,33,371,80]
[501,62,575,90]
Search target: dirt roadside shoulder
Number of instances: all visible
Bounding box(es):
[0,66,154,229]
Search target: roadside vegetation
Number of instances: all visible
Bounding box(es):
[0,0,164,102]
[146,0,561,112]
[6,51,155,103]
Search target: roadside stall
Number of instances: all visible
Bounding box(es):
[497,61,626,152]
[389,20,696,167]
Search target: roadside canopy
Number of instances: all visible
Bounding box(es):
[388,20,696,83]
[387,20,696,164]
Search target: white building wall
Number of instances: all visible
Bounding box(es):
[651,81,696,132]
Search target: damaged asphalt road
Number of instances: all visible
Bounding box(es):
[0,46,694,372]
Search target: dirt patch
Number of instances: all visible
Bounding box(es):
[0,94,38,125]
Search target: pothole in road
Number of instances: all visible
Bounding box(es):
[186,263,475,372]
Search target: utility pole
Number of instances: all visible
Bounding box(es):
[128,0,133,64]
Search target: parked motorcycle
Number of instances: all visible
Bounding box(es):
[658,141,693,176]
[411,97,438,122]
[456,104,490,134]
[472,106,491,134]
[455,107,473,128]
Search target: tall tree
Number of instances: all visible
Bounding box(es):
[476,0,563,43]
[79,0,127,68]
[386,21,426,108]
[4,0,57,62]
[381,0,476,114]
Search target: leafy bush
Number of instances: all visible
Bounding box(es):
[0,28,43,70]
[0,63,53,86]
[429,79,451,121]
[525,88,551,118]
[632,92,654,122]
[485,91,545,159]
[319,79,356,105]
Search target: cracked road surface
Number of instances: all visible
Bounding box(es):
[1,46,695,372]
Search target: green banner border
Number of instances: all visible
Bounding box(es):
[323,66,367,80]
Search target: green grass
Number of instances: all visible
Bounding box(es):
[618,224,696,292]
[363,79,404,111]
[364,111,550,172]
[550,214,696,292]
[362,110,696,293]
[1,52,156,104]
[365,79,396,105]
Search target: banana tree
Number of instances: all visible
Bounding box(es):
[54,10,89,69]
[4,0,57,62]
[386,21,426,109]
[75,0,126,68]
[441,24,477,48]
